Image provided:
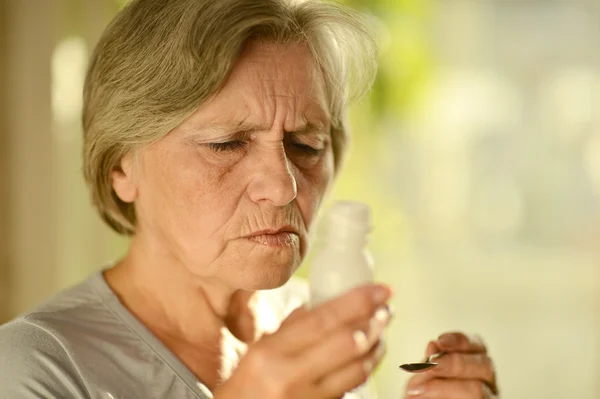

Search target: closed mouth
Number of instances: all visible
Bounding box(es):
[246,227,298,237]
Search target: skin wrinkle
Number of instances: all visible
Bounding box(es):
[107,38,332,334]
[104,40,337,390]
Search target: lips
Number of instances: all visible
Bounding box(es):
[244,227,300,247]
[247,227,298,237]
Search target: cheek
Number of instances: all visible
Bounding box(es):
[139,148,239,231]
[294,152,334,228]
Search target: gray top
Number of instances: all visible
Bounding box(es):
[0,271,309,399]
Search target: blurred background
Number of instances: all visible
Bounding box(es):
[1,0,599,398]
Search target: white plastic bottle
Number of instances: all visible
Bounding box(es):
[309,201,374,306]
[308,201,378,399]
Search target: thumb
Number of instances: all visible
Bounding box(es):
[280,305,308,328]
[424,340,441,359]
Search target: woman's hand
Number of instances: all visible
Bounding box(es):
[405,332,499,398]
[213,284,392,399]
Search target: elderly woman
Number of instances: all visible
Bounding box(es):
[0,0,499,398]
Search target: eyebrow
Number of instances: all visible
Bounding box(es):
[231,120,328,135]
[183,119,330,143]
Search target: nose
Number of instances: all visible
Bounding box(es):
[247,143,297,207]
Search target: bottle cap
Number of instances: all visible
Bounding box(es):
[328,201,372,232]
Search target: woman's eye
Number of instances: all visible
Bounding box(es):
[291,143,323,157]
[206,141,246,152]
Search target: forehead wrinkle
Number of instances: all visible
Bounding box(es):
[227,120,326,136]
[188,42,329,139]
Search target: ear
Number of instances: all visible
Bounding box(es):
[111,153,138,203]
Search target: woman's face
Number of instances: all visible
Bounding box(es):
[115,41,335,290]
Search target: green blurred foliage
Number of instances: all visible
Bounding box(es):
[342,0,433,120]
[297,0,432,278]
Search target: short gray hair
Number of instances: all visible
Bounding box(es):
[83,0,378,235]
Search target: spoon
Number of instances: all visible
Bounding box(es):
[399,352,445,373]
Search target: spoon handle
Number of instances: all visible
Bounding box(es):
[427,352,446,363]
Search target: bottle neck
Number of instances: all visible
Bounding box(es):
[324,221,370,251]
[321,200,372,251]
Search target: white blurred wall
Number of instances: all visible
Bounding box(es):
[0,0,8,323]
[0,0,126,322]
[376,1,600,398]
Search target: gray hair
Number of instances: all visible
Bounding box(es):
[83,0,378,235]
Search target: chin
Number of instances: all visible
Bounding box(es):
[223,238,301,290]
[239,258,300,291]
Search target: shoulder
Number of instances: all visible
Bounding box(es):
[0,272,116,398]
[0,317,90,398]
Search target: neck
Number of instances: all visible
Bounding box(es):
[104,233,258,387]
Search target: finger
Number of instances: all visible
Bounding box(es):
[405,372,436,388]
[436,332,487,354]
[484,379,499,397]
[317,340,386,397]
[279,305,308,327]
[405,378,491,399]
[270,284,392,353]
[299,308,390,379]
[425,340,441,358]
[429,353,495,383]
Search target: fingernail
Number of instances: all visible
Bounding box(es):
[374,306,391,324]
[367,307,391,343]
[372,285,391,303]
[406,386,425,396]
[373,341,386,361]
[471,333,485,346]
[438,334,457,346]
[353,330,369,354]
